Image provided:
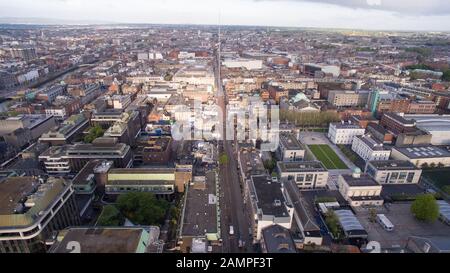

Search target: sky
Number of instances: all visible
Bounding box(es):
[0,0,450,31]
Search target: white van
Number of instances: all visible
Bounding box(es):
[376,214,394,231]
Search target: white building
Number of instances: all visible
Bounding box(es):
[351,134,391,162]
[45,108,67,120]
[338,169,384,207]
[328,121,365,145]
[111,95,132,110]
[277,133,305,162]
[391,145,450,168]
[248,175,294,242]
[277,161,328,189]
[222,59,263,70]
[365,160,422,184]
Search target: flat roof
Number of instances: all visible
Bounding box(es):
[0,177,38,215]
[356,135,388,151]
[238,149,266,179]
[341,173,380,187]
[278,161,327,173]
[393,145,450,159]
[367,160,419,171]
[72,160,103,186]
[50,228,145,253]
[279,133,304,150]
[251,175,289,218]
[181,171,218,237]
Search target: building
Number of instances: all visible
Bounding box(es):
[338,170,384,207]
[39,138,133,174]
[49,227,161,253]
[365,160,422,184]
[402,114,450,145]
[366,123,394,144]
[380,113,416,135]
[111,95,132,110]
[0,177,81,253]
[277,161,328,189]
[283,180,323,246]
[391,145,450,167]
[35,84,66,103]
[106,165,192,196]
[277,133,305,162]
[248,175,294,242]
[39,114,89,146]
[304,64,340,77]
[327,90,370,107]
[406,236,450,253]
[222,59,263,70]
[134,136,172,165]
[351,134,391,162]
[0,115,56,140]
[333,209,368,239]
[106,168,180,198]
[178,172,219,252]
[260,225,297,253]
[328,121,365,145]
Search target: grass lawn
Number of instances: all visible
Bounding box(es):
[423,169,450,193]
[308,144,348,170]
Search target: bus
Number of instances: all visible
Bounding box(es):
[376,214,394,231]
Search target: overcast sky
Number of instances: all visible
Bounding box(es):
[0,0,449,31]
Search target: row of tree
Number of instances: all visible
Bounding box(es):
[280,110,341,127]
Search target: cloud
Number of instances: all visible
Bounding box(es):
[253,0,450,15]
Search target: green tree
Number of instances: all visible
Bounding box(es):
[219,153,229,165]
[116,192,170,225]
[410,194,440,222]
[324,211,342,239]
[263,159,276,173]
[97,205,124,226]
[443,185,450,195]
[84,125,105,143]
[368,208,377,223]
[442,69,450,82]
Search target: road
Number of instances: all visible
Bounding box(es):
[214,48,253,253]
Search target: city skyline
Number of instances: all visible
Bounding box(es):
[0,0,450,32]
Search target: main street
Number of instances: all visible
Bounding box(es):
[214,47,253,253]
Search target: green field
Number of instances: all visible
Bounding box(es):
[308,144,348,170]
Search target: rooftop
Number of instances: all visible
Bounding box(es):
[341,173,380,187]
[181,171,218,237]
[261,225,297,253]
[393,145,450,159]
[251,175,289,218]
[278,161,327,173]
[279,133,304,150]
[50,227,156,253]
[367,160,419,171]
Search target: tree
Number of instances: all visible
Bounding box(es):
[263,159,276,173]
[369,208,377,223]
[219,153,229,165]
[410,194,439,222]
[324,211,342,239]
[443,185,450,195]
[116,192,170,226]
[97,205,124,226]
[84,125,105,143]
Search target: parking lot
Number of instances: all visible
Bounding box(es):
[354,202,450,249]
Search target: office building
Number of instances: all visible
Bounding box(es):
[277,133,305,162]
[391,145,450,167]
[351,134,391,162]
[338,170,384,207]
[365,160,422,184]
[0,177,81,253]
[327,90,370,107]
[277,161,328,189]
[328,121,365,145]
